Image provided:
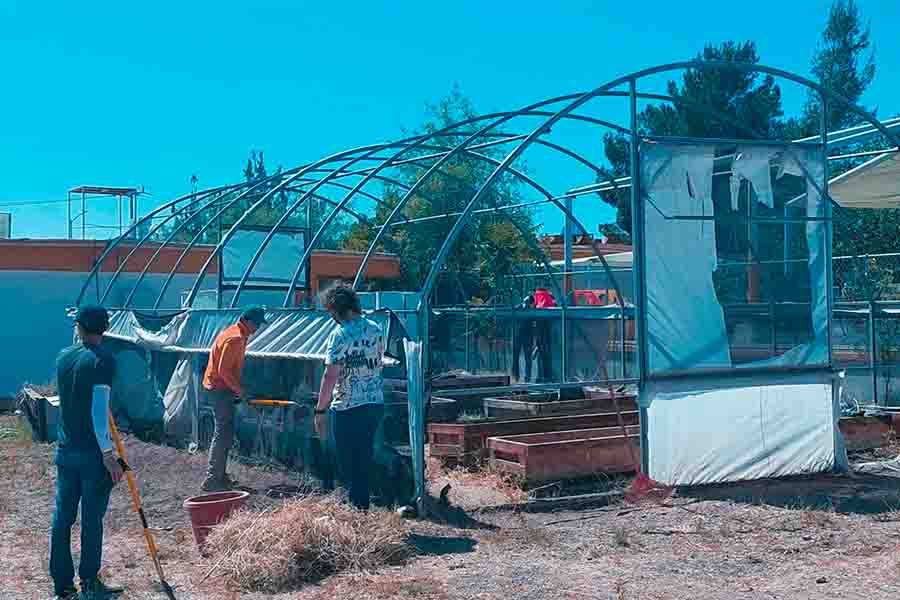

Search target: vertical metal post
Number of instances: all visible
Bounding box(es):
[416,297,430,513]
[304,198,313,306]
[869,300,878,406]
[67,192,72,239]
[562,196,573,382]
[628,78,649,474]
[118,195,123,238]
[620,303,627,379]
[464,309,470,372]
[81,191,86,239]
[821,93,834,368]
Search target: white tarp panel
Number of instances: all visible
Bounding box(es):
[404,340,425,502]
[222,228,306,284]
[162,356,195,439]
[642,143,730,373]
[829,152,900,209]
[643,373,848,486]
[106,308,403,362]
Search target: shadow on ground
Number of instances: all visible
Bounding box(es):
[406,533,478,556]
[680,472,900,514]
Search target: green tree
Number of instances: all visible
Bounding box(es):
[795,0,897,261]
[342,86,539,305]
[799,0,875,135]
[598,41,784,234]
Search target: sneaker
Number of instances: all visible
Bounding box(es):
[95,579,124,596]
[49,586,78,600]
[200,477,227,492]
[77,579,107,600]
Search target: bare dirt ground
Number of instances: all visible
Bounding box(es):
[3,414,900,600]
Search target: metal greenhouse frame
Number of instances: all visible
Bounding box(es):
[75,60,900,503]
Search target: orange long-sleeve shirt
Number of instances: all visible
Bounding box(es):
[202,321,251,396]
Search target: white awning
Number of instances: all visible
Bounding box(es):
[829,152,900,209]
[551,251,633,269]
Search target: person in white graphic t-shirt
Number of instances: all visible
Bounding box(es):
[315,285,385,510]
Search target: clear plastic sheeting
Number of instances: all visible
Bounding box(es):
[643,372,848,486]
[161,357,197,440]
[641,141,829,374]
[105,308,405,362]
[404,340,425,503]
[642,143,729,373]
[222,228,306,285]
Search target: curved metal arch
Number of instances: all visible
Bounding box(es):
[279,93,600,308]
[182,139,434,309]
[100,186,242,306]
[418,59,900,308]
[216,105,636,306]
[75,181,251,307]
[149,168,311,309]
[227,133,540,307]
[222,101,604,309]
[348,139,627,309]
[125,180,285,309]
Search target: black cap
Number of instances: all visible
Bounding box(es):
[240,305,268,326]
[76,305,110,335]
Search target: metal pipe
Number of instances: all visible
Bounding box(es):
[81,191,86,240]
[822,92,835,369]
[628,79,649,474]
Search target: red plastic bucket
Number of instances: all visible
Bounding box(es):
[183,490,250,549]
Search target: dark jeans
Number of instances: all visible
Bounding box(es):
[331,403,384,510]
[50,450,113,593]
[512,321,534,382]
[535,321,554,382]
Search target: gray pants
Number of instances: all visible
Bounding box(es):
[205,388,235,482]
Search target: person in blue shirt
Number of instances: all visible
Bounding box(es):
[49,305,125,600]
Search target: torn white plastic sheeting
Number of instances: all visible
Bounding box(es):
[222,228,306,284]
[105,308,403,363]
[642,143,730,373]
[404,340,425,502]
[643,372,848,486]
[731,148,774,210]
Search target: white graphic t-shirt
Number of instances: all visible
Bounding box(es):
[324,316,385,411]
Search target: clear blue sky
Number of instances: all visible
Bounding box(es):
[2,1,899,239]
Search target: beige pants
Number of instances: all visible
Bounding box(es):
[204,388,235,482]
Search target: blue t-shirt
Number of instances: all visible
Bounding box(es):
[55,342,115,458]
[325,316,384,411]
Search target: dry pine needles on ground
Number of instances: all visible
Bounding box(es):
[203,494,412,593]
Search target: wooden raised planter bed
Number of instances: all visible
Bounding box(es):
[839,415,892,452]
[487,425,640,483]
[483,392,637,420]
[388,392,459,423]
[386,374,510,413]
[427,411,638,464]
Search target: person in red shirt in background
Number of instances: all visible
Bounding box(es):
[200,306,268,492]
[532,288,556,382]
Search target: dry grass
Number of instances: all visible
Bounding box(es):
[305,573,447,600]
[426,457,527,506]
[203,494,413,592]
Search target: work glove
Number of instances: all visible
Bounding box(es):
[102,450,124,485]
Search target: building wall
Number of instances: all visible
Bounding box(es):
[0,239,401,398]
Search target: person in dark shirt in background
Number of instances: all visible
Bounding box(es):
[511,293,535,382]
[50,305,124,600]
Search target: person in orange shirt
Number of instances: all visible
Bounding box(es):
[200,306,268,492]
